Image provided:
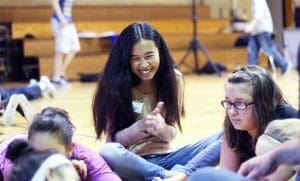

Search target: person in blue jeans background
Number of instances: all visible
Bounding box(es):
[0,75,55,101]
[0,76,55,125]
[92,22,223,181]
[245,0,289,74]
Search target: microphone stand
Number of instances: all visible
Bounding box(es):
[178,0,221,76]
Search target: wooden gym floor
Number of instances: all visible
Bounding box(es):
[0,69,299,151]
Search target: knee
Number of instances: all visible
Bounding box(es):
[99,143,124,162]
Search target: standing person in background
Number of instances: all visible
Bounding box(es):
[51,0,80,86]
[245,0,290,75]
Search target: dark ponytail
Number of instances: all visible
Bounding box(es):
[6,139,34,162]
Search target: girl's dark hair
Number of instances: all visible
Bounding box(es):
[6,139,56,181]
[93,22,182,140]
[28,107,75,148]
[6,139,34,162]
[223,65,288,161]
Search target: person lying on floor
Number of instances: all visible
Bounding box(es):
[0,76,56,126]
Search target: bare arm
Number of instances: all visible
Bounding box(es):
[262,165,295,181]
[51,0,68,25]
[219,137,241,171]
[271,138,300,165]
[238,138,300,179]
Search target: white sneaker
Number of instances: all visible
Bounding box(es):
[17,94,36,124]
[1,94,20,126]
[40,76,56,97]
[51,77,70,89]
[152,177,163,181]
[28,78,38,87]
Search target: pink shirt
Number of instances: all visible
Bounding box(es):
[0,134,121,181]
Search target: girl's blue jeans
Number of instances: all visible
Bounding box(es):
[99,131,223,181]
[0,85,41,101]
[188,167,252,181]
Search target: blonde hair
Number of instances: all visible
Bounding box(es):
[256,118,300,155]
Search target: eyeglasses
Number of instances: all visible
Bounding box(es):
[221,100,254,110]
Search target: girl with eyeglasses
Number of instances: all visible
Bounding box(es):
[219,65,298,180]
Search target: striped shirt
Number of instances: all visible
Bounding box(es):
[52,0,73,23]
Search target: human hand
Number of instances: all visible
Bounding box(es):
[60,18,68,27]
[244,21,255,33]
[244,25,252,33]
[71,159,87,179]
[238,153,276,179]
[139,102,165,136]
